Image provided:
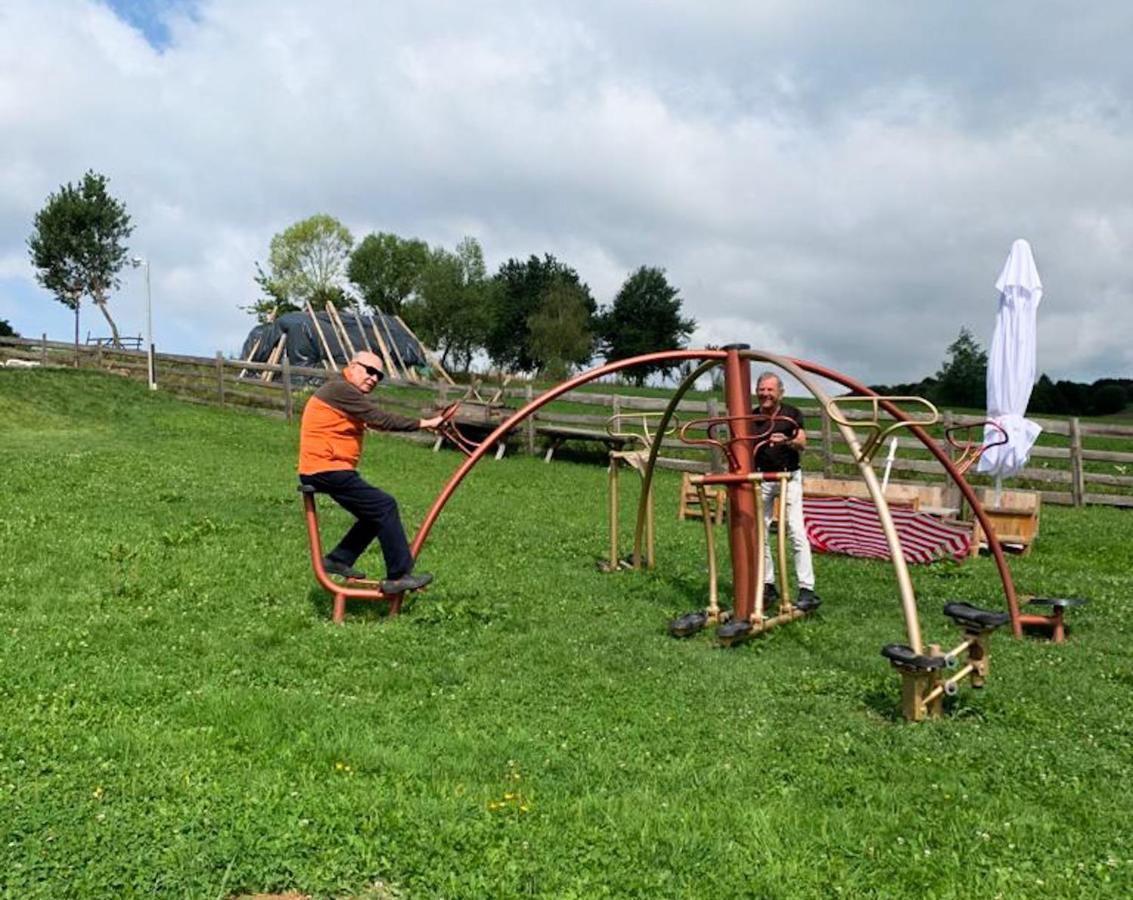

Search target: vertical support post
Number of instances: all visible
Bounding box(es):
[706,397,724,473]
[524,384,536,455]
[608,457,619,568]
[41,333,48,366]
[942,410,961,513]
[722,344,756,622]
[96,342,103,369]
[1069,417,1085,507]
[821,407,834,478]
[282,353,293,423]
[216,352,225,407]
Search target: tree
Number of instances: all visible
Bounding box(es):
[597,266,696,386]
[348,232,430,317]
[403,237,496,372]
[932,327,987,409]
[27,170,133,348]
[241,261,300,324]
[1029,374,1067,415]
[264,214,353,311]
[486,254,596,372]
[1091,383,1128,416]
[0,319,15,338]
[527,282,595,379]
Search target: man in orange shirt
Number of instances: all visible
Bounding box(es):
[299,351,444,593]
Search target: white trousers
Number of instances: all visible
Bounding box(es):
[761,469,815,591]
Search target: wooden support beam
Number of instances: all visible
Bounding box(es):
[325,302,356,358]
[237,335,262,379]
[260,333,287,382]
[368,314,398,378]
[304,301,337,371]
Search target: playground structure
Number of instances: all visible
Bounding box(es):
[297,404,467,620]
[298,485,406,622]
[597,412,679,572]
[302,345,1080,721]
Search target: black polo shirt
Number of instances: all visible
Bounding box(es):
[753,402,805,472]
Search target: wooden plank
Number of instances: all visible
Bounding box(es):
[367,314,398,377]
[381,315,413,382]
[325,303,356,358]
[237,335,262,379]
[259,333,287,382]
[395,314,455,386]
[304,301,337,371]
[350,307,376,354]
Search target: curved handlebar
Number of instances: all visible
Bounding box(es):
[945,420,1009,475]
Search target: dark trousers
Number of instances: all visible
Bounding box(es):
[299,469,414,579]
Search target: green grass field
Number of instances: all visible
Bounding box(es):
[2,369,1131,899]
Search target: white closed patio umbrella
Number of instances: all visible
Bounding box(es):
[977,238,1043,500]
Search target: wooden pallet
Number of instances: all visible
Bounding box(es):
[678,472,726,525]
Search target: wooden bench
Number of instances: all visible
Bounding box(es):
[678,472,726,525]
[970,488,1041,555]
[537,425,632,462]
[801,476,952,513]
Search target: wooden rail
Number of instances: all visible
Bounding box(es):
[3,334,1131,507]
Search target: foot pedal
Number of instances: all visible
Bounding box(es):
[881,644,947,670]
[943,602,1010,631]
[668,610,708,638]
[1026,596,1088,611]
[717,619,753,646]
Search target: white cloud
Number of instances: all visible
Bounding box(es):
[2,0,1132,379]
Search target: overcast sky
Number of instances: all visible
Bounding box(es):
[2,0,1131,385]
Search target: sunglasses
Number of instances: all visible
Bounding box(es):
[358,364,382,378]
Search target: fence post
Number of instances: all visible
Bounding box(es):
[1069,417,1085,506]
[525,383,536,455]
[942,409,961,512]
[41,333,48,366]
[820,406,834,478]
[216,352,225,407]
[282,354,293,423]
[706,397,724,473]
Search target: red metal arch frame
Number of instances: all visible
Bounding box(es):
[407,348,1022,638]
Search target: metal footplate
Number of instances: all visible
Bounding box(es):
[881,644,947,671]
[668,610,709,638]
[942,602,1010,632]
[716,619,754,646]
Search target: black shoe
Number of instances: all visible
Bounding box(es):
[323,557,366,579]
[762,583,780,602]
[381,572,434,594]
[796,587,821,611]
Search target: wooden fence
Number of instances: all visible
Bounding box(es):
[4,334,1132,507]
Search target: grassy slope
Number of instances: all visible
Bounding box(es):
[1,369,1131,898]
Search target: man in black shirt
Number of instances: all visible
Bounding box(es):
[753,371,818,608]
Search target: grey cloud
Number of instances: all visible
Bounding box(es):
[2,0,1131,380]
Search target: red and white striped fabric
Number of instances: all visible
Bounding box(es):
[803,496,971,564]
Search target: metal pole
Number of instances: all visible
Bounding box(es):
[145,260,156,390]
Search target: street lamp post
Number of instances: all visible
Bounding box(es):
[131,256,156,390]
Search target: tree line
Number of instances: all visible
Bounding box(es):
[248,214,696,384]
[873,327,1131,417]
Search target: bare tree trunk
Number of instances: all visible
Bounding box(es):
[73,297,80,368]
[93,299,123,348]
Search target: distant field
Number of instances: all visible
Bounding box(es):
[1,369,1131,898]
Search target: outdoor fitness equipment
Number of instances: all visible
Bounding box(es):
[298,404,481,623]
[398,345,1036,720]
[298,485,407,622]
[668,411,821,644]
[597,412,678,572]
